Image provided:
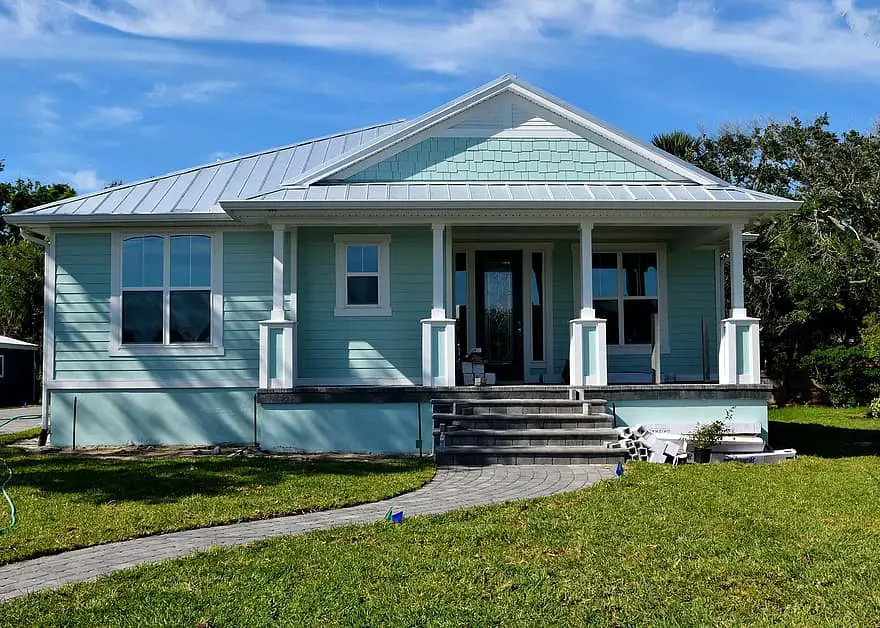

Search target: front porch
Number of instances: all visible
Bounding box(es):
[257,220,761,392]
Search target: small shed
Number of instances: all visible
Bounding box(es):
[0,335,38,408]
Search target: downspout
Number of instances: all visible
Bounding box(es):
[21,229,51,446]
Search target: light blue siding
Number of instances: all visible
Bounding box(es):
[50,389,255,447]
[343,138,667,183]
[53,231,271,384]
[297,227,431,384]
[260,403,433,454]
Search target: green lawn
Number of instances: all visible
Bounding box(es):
[0,430,434,565]
[2,408,879,626]
[769,405,880,457]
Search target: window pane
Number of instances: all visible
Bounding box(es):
[455,252,468,359]
[623,299,659,345]
[122,236,163,288]
[623,253,658,297]
[531,252,544,361]
[347,245,379,273]
[171,235,211,287]
[592,252,618,298]
[347,276,379,305]
[170,290,211,343]
[595,299,619,346]
[122,291,163,344]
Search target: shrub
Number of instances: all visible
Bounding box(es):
[802,346,880,407]
[692,408,733,448]
[868,397,880,418]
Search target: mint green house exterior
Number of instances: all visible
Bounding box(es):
[8,76,798,452]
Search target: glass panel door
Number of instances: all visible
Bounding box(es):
[475,250,524,382]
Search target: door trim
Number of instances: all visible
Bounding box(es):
[453,241,554,383]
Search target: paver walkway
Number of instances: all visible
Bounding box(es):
[0,464,615,602]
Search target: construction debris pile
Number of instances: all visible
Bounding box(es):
[607,425,689,465]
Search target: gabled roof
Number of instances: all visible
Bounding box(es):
[0,336,38,351]
[6,121,406,223]
[285,75,727,188]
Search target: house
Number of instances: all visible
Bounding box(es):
[0,335,38,408]
[6,76,799,455]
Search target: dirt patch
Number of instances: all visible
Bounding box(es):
[10,439,419,462]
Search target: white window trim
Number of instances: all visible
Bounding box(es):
[573,242,669,355]
[109,232,224,357]
[334,234,392,317]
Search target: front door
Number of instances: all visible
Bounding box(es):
[475,250,524,382]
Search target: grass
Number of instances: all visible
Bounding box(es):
[0,430,434,565]
[1,407,879,626]
[769,405,880,457]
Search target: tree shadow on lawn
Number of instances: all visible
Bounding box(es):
[3,452,431,506]
[769,421,880,458]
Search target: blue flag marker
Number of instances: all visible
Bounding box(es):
[616,462,624,477]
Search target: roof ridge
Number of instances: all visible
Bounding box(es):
[16,119,405,215]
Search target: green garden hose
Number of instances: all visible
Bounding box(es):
[0,414,39,534]
[0,457,14,533]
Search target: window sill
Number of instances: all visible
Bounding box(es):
[334,306,393,317]
[109,344,225,358]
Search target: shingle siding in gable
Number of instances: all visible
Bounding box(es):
[343,137,668,183]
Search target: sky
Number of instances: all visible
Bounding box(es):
[2,0,880,193]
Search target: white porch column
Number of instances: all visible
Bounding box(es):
[422,223,456,387]
[569,222,607,387]
[271,225,285,321]
[719,222,760,384]
[579,220,595,319]
[260,225,296,390]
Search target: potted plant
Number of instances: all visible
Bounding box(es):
[691,408,733,463]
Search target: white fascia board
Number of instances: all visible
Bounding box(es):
[5,212,238,234]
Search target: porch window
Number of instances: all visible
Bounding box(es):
[530,252,544,361]
[593,251,659,346]
[111,233,223,356]
[334,235,391,316]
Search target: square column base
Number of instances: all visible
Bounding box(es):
[259,320,297,389]
[569,318,608,386]
[421,318,456,387]
[719,316,760,385]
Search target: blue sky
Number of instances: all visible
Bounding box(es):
[2,0,880,193]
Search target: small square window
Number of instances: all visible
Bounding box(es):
[335,236,391,316]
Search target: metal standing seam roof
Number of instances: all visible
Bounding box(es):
[244,182,790,204]
[11,121,407,218]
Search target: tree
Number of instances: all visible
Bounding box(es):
[0,175,77,346]
[669,116,880,401]
[651,130,702,162]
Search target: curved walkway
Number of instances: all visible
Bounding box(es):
[0,464,615,602]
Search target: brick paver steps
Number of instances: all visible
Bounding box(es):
[0,464,616,602]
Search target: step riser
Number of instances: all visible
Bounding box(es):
[464,405,603,416]
[436,452,626,466]
[444,435,615,447]
[436,418,613,430]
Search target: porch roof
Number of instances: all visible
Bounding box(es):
[235,181,791,205]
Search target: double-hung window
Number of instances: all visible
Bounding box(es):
[334,235,391,316]
[111,233,223,356]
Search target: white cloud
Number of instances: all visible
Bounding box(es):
[27,93,62,135]
[54,0,880,77]
[55,72,88,88]
[78,105,142,128]
[148,80,238,103]
[58,168,105,192]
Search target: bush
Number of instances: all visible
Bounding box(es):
[802,346,880,407]
[868,397,880,418]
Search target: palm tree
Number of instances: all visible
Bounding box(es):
[651,130,702,164]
